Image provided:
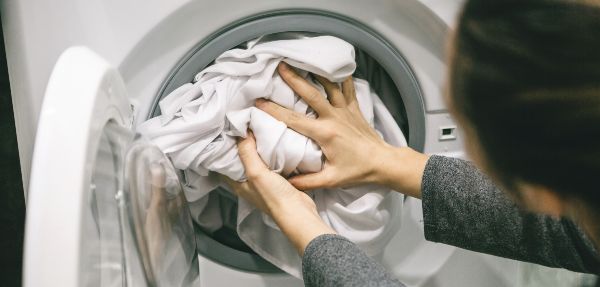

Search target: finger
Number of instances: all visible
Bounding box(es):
[341,76,358,106]
[314,75,345,107]
[278,62,332,116]
[256,99,322,139]
[288,170,336,191]
[237,131,269,179]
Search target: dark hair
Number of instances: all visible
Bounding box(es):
[450,0,600,205]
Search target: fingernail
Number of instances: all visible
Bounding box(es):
[278,61,289,70]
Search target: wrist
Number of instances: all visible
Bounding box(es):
[375,146,429,199]
[270,195,336,256]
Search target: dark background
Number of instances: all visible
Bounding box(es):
[0,16,26,287]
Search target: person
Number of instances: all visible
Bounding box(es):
[225,0,600,286]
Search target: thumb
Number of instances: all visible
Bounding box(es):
[237,131,268,178]
[288,170,335,191]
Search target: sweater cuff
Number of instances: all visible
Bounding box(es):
[302,234,352,263]
[421,155,446,242]
[301,234,353,282]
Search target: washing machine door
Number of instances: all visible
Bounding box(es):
[23,47,199,287]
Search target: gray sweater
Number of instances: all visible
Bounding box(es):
[302,155,600,287]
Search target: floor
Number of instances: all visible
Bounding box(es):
[0,19,26,287]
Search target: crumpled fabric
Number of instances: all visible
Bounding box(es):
[138,35,406,278]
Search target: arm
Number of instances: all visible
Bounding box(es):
[422,155,600,274]
[227,132,407,286]
[261,63,600,274]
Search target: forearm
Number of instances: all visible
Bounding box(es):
[270,200,336,256]
[421,155,600,274]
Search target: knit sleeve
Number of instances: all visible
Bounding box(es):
[302,234,405,287]
[422,155,600,274]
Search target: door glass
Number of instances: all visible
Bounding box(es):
[81,121,135,287]
[79,120,198,287]
[124,138,199,287]
[80,120,199,286]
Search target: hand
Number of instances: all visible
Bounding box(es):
[256,62,429,198]
[224,131,336,255]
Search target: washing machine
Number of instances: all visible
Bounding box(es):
[2,0,529,286]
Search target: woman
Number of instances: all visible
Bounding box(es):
[226,0,600,286]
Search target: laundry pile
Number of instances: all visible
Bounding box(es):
[138,35,406,278]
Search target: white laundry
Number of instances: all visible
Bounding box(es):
[138,35,407,278]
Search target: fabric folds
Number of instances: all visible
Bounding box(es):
[138,35,406,278]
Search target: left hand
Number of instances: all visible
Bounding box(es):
[255,62,428,197]
[223,131,336,255]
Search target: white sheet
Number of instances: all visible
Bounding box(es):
[138,35,406,278]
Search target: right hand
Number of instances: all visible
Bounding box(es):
[224,131,336,255]
[257,62,428,197]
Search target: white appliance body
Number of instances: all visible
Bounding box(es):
[3,0,527,286]
[2,0,465,193]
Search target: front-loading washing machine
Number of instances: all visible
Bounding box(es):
[2,0,535,286]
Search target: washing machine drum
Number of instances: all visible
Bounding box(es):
[24,47,200,287]
[139,13,428,277]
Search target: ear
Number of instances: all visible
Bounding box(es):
[518,182,566,217]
